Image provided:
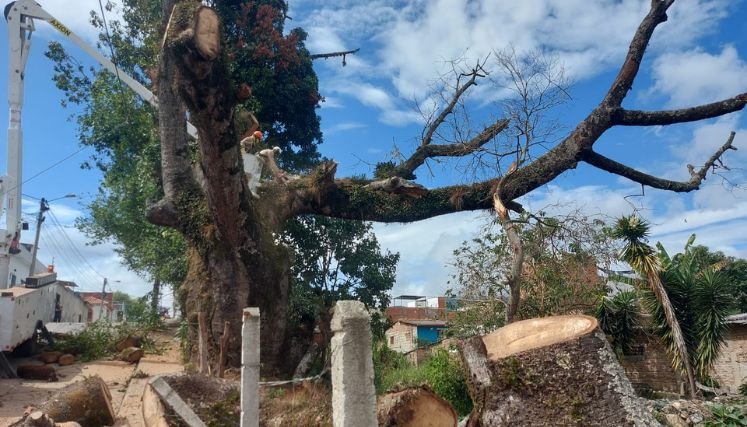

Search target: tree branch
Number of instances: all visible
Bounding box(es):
[395,119,510,178]
[612,94,747,126]
[284,173,523,223]
[310,48,360,66]
[581,131,736,191]
[421,61,488,148]
[603,0,674,107]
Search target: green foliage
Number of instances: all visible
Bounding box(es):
[113,291,158,324]
[448,214,615,330]
[52,321,155,361]
[372,343,472,417]
[419,349,473,416]
[373,341,412,394]
[281,215,398,332]
[706,405,747,427]
[45,0,325,297]
[445,298,505,338]
[643,236,732,380]
[596,290,641,354]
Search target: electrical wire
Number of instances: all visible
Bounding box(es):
[47,210,106,279]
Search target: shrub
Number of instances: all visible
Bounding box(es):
[706,405,747,427]
[52,321,155,361]
[372,342,473,417]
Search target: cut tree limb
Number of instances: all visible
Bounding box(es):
[377,386,458,427]
[459,315,660,426]
[35,375,115,427]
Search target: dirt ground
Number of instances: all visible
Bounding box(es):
[0,326,183,427]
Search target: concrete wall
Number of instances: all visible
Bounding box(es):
[385,322,417,353]
[56,284,87,323]
[711,325,747,393]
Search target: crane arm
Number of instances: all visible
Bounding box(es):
[1,0,198,288]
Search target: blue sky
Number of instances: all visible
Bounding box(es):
[1,0,746,303]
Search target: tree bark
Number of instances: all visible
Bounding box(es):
[377,386,458,427]
[36,375,115,427]
[459,315,660,426]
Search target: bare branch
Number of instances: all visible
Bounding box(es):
[422,60,489,148]
[310,48,360,66]
[396,119,509,177]
[310,48,360,60]
[612,94,747,126]
[581,132,736,192]
[603,0,674,107]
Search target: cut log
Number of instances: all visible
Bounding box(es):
[17,364,58,382]
[37,351,63,364]
[119,347,145,363]
[36,375,115,427]
[377,386,458,427]
[57,354,75,366]
[459,315,660,426]
[114,335,143,352]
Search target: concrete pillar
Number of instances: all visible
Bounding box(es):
[241,307,260,427]
[331,301,377,427]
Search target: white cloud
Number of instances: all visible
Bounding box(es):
[301,0,731,127]
[324,122,367,134]
[28,0,123,43]
[649,46,747,107]
[372,211,490,296]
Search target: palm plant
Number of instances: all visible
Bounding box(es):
[644,238,731,381]
[597,290,641,354]
[612,216,696,397]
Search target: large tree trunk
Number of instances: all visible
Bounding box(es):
[152,3,292,376]
[459,315,660,426]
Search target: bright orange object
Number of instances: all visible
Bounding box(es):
[253,130,263,140]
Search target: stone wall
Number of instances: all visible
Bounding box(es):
[711,325,747,393]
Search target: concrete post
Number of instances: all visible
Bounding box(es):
[240,307,260,427]
[330,301,377,427]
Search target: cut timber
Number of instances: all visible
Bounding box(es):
[459,315,660,427]
[119,347,145,363]
[36,375,115,427]
[377,386,458,427]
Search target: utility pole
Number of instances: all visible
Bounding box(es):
[28,198,49,276]
[100,278,108,321]
[28,194,75,277]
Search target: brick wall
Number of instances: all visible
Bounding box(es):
[385,322,417,353]
[619,332,682,394]
[711,325,747,393]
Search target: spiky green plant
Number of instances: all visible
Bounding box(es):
[596,290,641,354]
[612,215,696,397]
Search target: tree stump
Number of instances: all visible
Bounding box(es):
[377,386,458,427]
[459,315,660,426]
[36,375,115,427]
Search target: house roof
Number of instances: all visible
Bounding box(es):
[0,286,37,297]
[82,295,111,308]
[398,319,447,327]
[726,313,747,324]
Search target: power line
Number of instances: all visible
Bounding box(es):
[47,210,106,279]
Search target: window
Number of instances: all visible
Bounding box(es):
[389,336,394,345]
